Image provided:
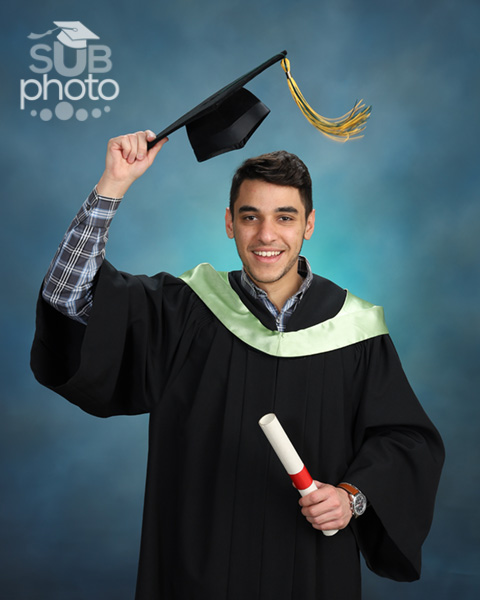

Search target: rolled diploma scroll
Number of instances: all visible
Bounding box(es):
[259,413,338,537]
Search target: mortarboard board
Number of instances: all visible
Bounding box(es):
[147,50,372,161]
[147,51,286,162]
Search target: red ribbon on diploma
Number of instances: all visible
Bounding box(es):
[289,465,314,491]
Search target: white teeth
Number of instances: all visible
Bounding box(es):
[254,251,281,257]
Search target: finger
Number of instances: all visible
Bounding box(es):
[313,512,351,531]
[298,482,328,507]
[302,500,339,519]
[145,129,157,141]
[136,131,151,161]
[301,500,333,520]
[134,130,161,160]
[300,487,344,519]
[147,135,169,161]
[311,518,346,532]
[121,133,138,163]
[109,134,131,160]
[305,507,350,530]
[146,132,168,150]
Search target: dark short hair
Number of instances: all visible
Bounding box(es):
[229,150,313,217]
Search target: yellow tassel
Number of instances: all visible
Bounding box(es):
[281,58,371,141]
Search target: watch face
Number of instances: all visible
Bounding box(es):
[353,493,367,516]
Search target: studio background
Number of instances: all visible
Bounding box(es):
[1,0,479,598]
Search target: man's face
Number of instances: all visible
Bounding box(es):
[225,179,315,294]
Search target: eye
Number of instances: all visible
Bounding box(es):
[278,215,294,222]
[242,215,257,221]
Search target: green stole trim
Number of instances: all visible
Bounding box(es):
[179,263,388,358]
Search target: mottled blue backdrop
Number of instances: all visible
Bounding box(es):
[1,0,479,598]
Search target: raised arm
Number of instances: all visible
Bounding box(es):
[42,131,168,324]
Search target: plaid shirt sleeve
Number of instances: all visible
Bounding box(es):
[42,187,122,325]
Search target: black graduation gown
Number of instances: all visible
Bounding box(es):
[30,261,445,600]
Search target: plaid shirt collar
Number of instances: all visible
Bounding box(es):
[240,256,313,331]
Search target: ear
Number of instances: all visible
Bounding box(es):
[225,207,235,239]
[304,208,315,240]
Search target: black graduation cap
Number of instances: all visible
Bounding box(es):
[147,51,287,162]
[147,50,372,161]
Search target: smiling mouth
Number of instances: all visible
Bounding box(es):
[253,250,283,257]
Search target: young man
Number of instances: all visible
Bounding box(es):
[31,131,444,600]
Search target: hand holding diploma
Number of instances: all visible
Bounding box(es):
[259,414,352,536]
[298,480,352,534]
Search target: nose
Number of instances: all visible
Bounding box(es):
[257,218,277,244]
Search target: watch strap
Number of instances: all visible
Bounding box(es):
[337,482,361,496]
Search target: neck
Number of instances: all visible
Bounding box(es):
[251,271,304,312]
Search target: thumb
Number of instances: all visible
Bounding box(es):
[146,133,168,162]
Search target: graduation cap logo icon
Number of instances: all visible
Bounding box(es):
[28,21,99,49]
[147,50,372,162]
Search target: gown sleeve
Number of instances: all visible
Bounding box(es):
[30,260,204,417]
[342,334,445,581]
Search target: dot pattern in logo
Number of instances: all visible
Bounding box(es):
[31,101,111,121]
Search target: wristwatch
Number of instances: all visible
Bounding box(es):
[337,482,367,518]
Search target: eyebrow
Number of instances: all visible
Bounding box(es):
[237,205,299,214]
